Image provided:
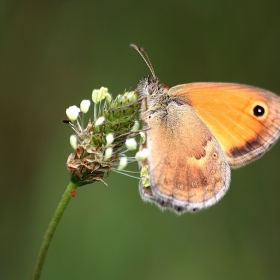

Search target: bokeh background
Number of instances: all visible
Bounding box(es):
[1,1,280,279]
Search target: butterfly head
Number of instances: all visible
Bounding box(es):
[137,76,168,97]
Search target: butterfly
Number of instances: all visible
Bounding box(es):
[131,44,280,214]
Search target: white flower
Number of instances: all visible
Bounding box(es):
[125,138,137,150]
[131,121,139,131]
[95,116,105,126]
[104,147,113,160]
[105,92,112,103]
[80,100,91,113]
[70,135,78,149]
[135,148,149,161]
[106,133,114,146]
[139,132,146,144]
[66,105,81,121]
[118,157,128,170]
[92,87,109,103]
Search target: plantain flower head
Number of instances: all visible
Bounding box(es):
[65,87,141,186]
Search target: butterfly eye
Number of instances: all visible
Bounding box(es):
[253,105,265,117]
[148,83,157,95]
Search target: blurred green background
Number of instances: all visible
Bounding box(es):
[1,1,280,279]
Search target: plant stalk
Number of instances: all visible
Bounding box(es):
[31,181,78,280]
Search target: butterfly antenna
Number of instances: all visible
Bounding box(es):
[130,44,156,79]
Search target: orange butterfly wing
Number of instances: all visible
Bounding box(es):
[169,83,280,167]
[139,99,230,212]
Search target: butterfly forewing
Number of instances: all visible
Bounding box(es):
[169,83,280,167]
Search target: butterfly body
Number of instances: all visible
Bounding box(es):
[138,76,280,213]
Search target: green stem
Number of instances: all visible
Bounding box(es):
[31,181,78,280]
